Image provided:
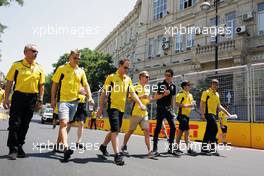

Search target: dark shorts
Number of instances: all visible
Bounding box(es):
[72,103,87,122]
[177,115,190,131]
[221,125,228,133]
[107,108,124,132]
[53,113,59,120]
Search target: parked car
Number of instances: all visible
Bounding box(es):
[41,107,53,124]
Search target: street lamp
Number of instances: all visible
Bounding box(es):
[200,0,220,70]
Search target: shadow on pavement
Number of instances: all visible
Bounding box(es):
[72,156,114,164]
[27,151,63,160]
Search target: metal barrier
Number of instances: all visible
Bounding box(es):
[183,66,250,122]
[91,63,264,123]
[251,63,264,122]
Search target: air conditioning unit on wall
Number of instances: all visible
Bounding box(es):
[236,26,246,35]
[162,36,170,43]
[242,11,254,21]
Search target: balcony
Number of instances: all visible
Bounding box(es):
[195,38,244,63]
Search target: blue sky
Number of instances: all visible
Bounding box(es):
[0,0,137,75]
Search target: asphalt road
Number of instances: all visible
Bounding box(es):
[0,115,264,176]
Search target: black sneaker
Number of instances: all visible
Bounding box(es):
[121,145,129,155]
[151,150,160,157]
[8,148,17,160]
[17,145,26,158]
[63,148,74,162]
[201,149,212,156]
[114,154,125,166]
[99,144,110,156]
[187,149,197,155]
[53,143,63,152]
[168,148,181,156]
[148,152,159,160]
[210,150,220,156]
[176,149,184,154]
[76,143,85,150]
[53,143,59,152]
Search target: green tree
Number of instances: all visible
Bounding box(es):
[77,48,116,92]
[0,0,23,6]
[43,73,52,104]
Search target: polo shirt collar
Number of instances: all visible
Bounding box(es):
[66,62,79,70]
[162,79,171,86]
[209,88,216,94]
[22,58,36,67]
[116,70,127,80]
[182,90,189,95]
[137,82,144,87]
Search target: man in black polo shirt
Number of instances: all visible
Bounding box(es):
[152,69,178,156]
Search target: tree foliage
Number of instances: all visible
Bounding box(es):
[0,0,23,6]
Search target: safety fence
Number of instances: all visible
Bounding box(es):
[90,63,264,123]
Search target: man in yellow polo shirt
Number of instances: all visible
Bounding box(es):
[121,71,155,158]
[51,49,94,162]
[175,80,196,155]
[200,79,231,156]
[90,109,97,130]
[97,59,146,166]
[3,44,45,160]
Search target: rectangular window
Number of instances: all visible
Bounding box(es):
[210,17,220,42]
[130,27,133,40]
[117,36,120,49]
[115,38,118,51]
[148,38,155,58]
[180,0,197,10]
[225,11,236,39]
[186,26,195,48]
[175,33,183,52]
[155,35,163,56]
[120,35,123,47]
[258,2,264,35]
[153,0,167,21]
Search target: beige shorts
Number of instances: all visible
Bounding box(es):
[129,116,149,131]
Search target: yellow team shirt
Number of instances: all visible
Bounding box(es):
[219,111,228,126]
[91,111,97,119]
[103,71,134,112]
[201,88,221,116]
[6,59,45,93]
[176,90,193,117]
[79,94,86,103]
[0,88,4,103]
[52,63,88,102]
[131,83,150,117]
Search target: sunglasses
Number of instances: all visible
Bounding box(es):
[165,74,172,77]
[30,49,38,54]
[144,75,150,79]
[123,66,129,70]
[73,57,80,60]
[186,84,191,87]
